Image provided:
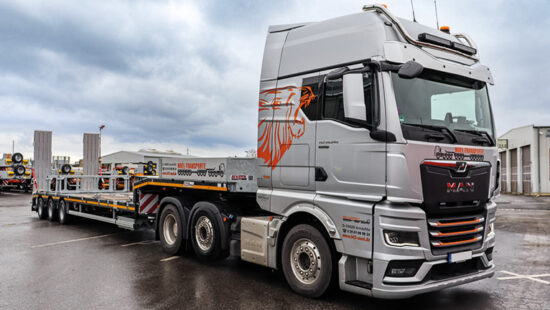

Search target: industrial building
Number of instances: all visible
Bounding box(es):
[100,149,194,170]
[498,125,550,195]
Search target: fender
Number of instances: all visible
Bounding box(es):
[155,196,189,240]
[189,201,230,251]
[283,203,341,239]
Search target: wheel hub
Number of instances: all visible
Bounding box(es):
[163,214,178,246]
[290,238,322,285]
[195,216,214,252]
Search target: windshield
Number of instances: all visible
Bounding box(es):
[392,70,494,145]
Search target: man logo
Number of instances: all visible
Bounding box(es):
[447,182,475,193]
[456,162,468,173]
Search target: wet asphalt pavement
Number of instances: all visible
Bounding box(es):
[1,192,549,310]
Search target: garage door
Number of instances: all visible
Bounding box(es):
[500,152,507,192]
[510,149,517,193]
[522,146,531,194]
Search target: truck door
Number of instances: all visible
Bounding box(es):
[314,71,386,200]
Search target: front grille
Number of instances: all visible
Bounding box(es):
[427,213,485,255]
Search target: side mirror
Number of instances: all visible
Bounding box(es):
[398,61,424,79]
[343,73,366,122]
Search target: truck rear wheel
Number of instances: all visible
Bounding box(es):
[159,204,184,255]
[58,200,69,225]
[37,197,47,220]
[190,208,226,261]
[47,198,58,222]
[281,224,333,298]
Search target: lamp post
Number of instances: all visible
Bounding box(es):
[99,125,105,175]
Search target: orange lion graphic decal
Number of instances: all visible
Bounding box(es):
[258,86,316,170]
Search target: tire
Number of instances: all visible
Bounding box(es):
[61,164,72,174]
[14,165,25,176]
[47,198,58,222]
[58,200,69,225]
[281,224,334,298]
[12,152,23,164]
[122,166,129,175]
[159,204,184,255]
[37,197,47,220]
[190,208,225,261]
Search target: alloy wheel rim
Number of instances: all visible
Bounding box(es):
[195,216,214,252]
[290,238,322,285]
[163,214,178,246]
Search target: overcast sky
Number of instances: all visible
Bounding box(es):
[0,0,548,161]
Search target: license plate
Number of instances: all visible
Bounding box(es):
[448,250,472,263]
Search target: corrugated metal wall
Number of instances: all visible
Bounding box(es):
[82,133,99,191]
[33,131,52,192]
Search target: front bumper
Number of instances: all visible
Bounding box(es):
[372,263,494,299]
[339,200,496,299]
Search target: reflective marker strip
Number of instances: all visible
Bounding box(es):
[134,181,227,192]
[139,193,159,214]
[64,197,135,211]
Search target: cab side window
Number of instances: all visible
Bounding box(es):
[323,78,345,121]
[300,76,321,121]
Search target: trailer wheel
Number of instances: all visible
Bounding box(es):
[14,165,26,176]
[190,210,220,260]
[159,204,184,255]
[61,164,72,174]
[37,197,47,220]
[12,152,23,164]
[58,200,69,225]
[281,224,333,298]
[47,198,58,222]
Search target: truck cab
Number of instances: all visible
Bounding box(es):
[256,5,497,298]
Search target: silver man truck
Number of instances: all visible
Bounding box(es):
[31,5,497,299]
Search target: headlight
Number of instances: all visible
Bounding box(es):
[383,230,420,247]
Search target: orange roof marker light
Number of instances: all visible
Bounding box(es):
[440,25,450,34]
[381,4,388,9]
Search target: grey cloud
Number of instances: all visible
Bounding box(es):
[1,0,549,158]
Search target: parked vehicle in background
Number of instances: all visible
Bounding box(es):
[0,153,32,192]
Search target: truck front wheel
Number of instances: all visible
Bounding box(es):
[159,204,184,255]
[281,224,333,298]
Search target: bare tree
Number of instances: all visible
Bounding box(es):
[245,149,257,158]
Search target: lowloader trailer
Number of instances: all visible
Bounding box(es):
[0,152,33,192]
[31,5,498,299]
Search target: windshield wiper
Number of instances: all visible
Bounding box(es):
[454,129,495,146]
[402,123,457,143]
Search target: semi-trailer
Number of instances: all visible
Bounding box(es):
[31,5,498,299]
[0,152,32,192]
